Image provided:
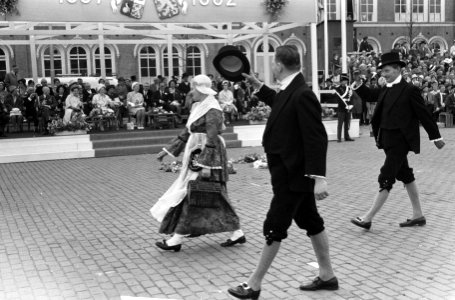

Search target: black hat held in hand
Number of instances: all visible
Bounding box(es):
[213,45,250,82]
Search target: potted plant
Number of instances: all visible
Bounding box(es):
[48,113,92,136]
[246,102,271,125]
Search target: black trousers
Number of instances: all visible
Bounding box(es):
[337,111,351,141]
[378,129,415,190]
[263,154,325,243]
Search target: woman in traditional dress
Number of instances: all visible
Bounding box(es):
[63,85,83,124]
[151,74,245,252]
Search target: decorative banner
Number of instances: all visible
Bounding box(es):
[5,0,316,23]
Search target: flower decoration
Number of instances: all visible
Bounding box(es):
[246,102,271,121]
[159,161,182,173]
[322,107,335,120]
[264,0,288,20]
[47,113,92,135]
[0,0,19,16]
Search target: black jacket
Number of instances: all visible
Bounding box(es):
[371,79,441,154]
[256,73,328,192]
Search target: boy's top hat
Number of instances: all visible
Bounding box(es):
[213,45,250,82]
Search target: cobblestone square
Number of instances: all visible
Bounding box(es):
[1,128,454,300]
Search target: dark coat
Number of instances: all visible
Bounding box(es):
[256,73,328,192]
[4,94,24,112]
[371,79,441,154]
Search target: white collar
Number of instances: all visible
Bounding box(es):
[386,75,402,87]
[279,72,300,90]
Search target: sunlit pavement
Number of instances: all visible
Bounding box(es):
[1,126,454,300]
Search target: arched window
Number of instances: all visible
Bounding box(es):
[255,40,279,84]
[69,47,88,76]
[43,47,63,77]
[257,43,275,53]
[237,45,247,56]
[163,46,180,77]
[94,47,114,76]
[186,46,202,76]
[139,46,158,80]
[0,48,7,81]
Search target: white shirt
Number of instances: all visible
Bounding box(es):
[278,71,300,90]
[385,75,402,87]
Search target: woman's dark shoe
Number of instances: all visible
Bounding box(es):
[299,276,339,291]
[399,216,426,227]
[155,240,181,252]
[351,217,372,230]
[220,235,246,247]
[228,282,260,299]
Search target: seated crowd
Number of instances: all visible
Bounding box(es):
[321,40,455,125]
[0,73,260,138]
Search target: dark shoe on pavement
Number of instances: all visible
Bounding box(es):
[399,216,426,227]
[351,217,372,230]
[155,240,182,252]
[228,282,260,299]
[337,140,342,143]
[220,235,246,247]
[345,138,355,141]
[299,276,339,291]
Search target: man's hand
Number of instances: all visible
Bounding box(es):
[434,139,445,149]
[157,150,167,162]
[242,72,262,90]
[200,168,211,179]
[314,177,329,201]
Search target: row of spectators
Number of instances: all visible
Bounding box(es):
[0,71,259,137]
[322,42,455,125]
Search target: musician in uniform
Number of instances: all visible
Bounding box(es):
[335,73,355,142]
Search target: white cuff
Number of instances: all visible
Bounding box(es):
[430,137,443,142]
[162,147,176,158]
[253,83,264,94]
[305,174,326,179]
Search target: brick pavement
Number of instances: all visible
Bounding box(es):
[0,127,454,300]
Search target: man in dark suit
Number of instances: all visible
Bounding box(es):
[351,52,445,230]
[228,45,338,300]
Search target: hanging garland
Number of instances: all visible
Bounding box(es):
[264,0,288,21]
[0,0,19,16]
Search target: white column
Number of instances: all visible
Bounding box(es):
[167,34,173,78]
[227,23,233,44]
[311,23,319,99]
[30,35,38,84]
[341,0,348,73]
[48,26,55,85]
[262,22,271,86]
[324,0,329,78]
[98,23,107,78]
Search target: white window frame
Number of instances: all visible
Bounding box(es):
[357,0,377,22]
[185,45,203,77]
[67,46,91,76]
[92,45,117,77]
[394,0,408,22]
[394,0,445,23]
[162,46,182,77]
[411,0,427,22]
[138,45,159,82]
[0,46,11,80]
[41,46,65,78]
[327,0,340,20]
[429,0,444,22]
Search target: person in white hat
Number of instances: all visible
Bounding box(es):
[151,74,245,252]
[127,82,146,129]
